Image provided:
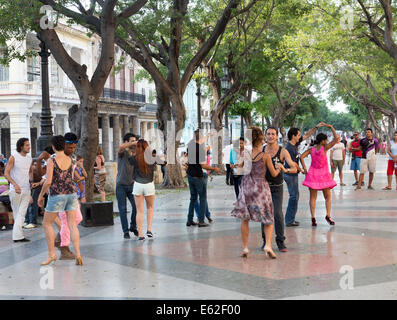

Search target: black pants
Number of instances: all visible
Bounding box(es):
[233,175,243,198]
[226,164,234,185]
[261,184,285,244]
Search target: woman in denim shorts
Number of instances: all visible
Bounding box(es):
[38,135,82,266]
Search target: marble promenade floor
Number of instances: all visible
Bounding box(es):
[1,155,397,300]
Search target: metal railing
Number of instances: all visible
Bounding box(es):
[101,88,146,103]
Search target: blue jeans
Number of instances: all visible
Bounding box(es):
[284,174,299,225]
[116,184,137,233]
[25,186,41,224]
[187,174,207,223]
[194,173,210,219]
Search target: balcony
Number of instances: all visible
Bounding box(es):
[101,88,146,103]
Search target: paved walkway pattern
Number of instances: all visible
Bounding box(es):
[0,155,397,300]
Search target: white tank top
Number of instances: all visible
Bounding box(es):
[10,151,31,192]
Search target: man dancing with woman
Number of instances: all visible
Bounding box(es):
[231,126,290,259]
[300,123,338,226]
[38,135,82,266]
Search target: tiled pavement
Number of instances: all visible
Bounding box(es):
[1,155,397,300]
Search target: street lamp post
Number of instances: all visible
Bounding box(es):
[36,36,53,155]
[240,114,244,137]
[221,69,231,144]
[196,66,203,130]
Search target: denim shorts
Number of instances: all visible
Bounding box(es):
[46,193,78,213]
[350,157,361,171]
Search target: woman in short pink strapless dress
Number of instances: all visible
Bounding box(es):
[302,146,337,190]
[300,124,338,227]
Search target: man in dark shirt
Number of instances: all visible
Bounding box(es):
[263,127,298,253]
[352,128,379,190]
[186,129,220,227]
[283,124,323,228]
[116,133,138,239]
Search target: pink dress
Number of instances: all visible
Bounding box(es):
[302,146,336,190]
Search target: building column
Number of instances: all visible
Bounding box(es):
[131,116,139,136]
[141,121,148,140]
[64,115,70,134]
[122,115,129,138]
[9,112,31,153]
[102,114,110,161]
[112,114,120,161]
[147,122,154,144]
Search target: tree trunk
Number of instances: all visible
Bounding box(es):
[78,94,99,202]
[244,113,252,127]
[161,94,186,188]
[279,127,287,146]
[210,106,226,174]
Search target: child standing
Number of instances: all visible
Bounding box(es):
[300,123,338,226]
[74,155,87,203]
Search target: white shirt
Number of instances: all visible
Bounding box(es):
[222,144,233,164]
[331,143,345,161]
[10,151,31,192]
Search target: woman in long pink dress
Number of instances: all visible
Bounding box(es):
[300,124,338,227]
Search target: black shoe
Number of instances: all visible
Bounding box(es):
[276,240,288,252]
[129,227,139,237]
[146,231,153,238]
[123,232,130,239]
[198,222,209,227]
[13,238,30,243]
[286,221,300,227]
[186,221,198,226]
[138,236,145,241]
[352,181,358,186]
[207,218,213,223]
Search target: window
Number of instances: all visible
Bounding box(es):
[27,56,40,82]
[50,56,59,84]
[0,48,8,82]
[26,33,40,82]
[0,64,8,82]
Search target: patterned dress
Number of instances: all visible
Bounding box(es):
[231,152,274,225]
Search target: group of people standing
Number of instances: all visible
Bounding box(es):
[5,130,165,265]
[4,134,84,265]
[230,123,342,258]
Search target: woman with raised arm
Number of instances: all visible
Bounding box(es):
[300,124,338,227]
[231,126,290,259]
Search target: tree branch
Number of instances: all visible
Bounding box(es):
[181,0,239,93]
[90,0,118,92]
[117,0,148,21]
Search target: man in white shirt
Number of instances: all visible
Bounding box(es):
[4,138,33,242]
[222,143,233,185]
[330,136,346,186]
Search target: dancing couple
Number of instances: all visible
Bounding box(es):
[231,126,294,259]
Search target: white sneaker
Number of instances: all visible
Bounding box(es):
[24,224,36,229]
[23,222,28,228]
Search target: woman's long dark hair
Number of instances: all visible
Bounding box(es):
[136,139,150,176]
[311,133,328,146]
